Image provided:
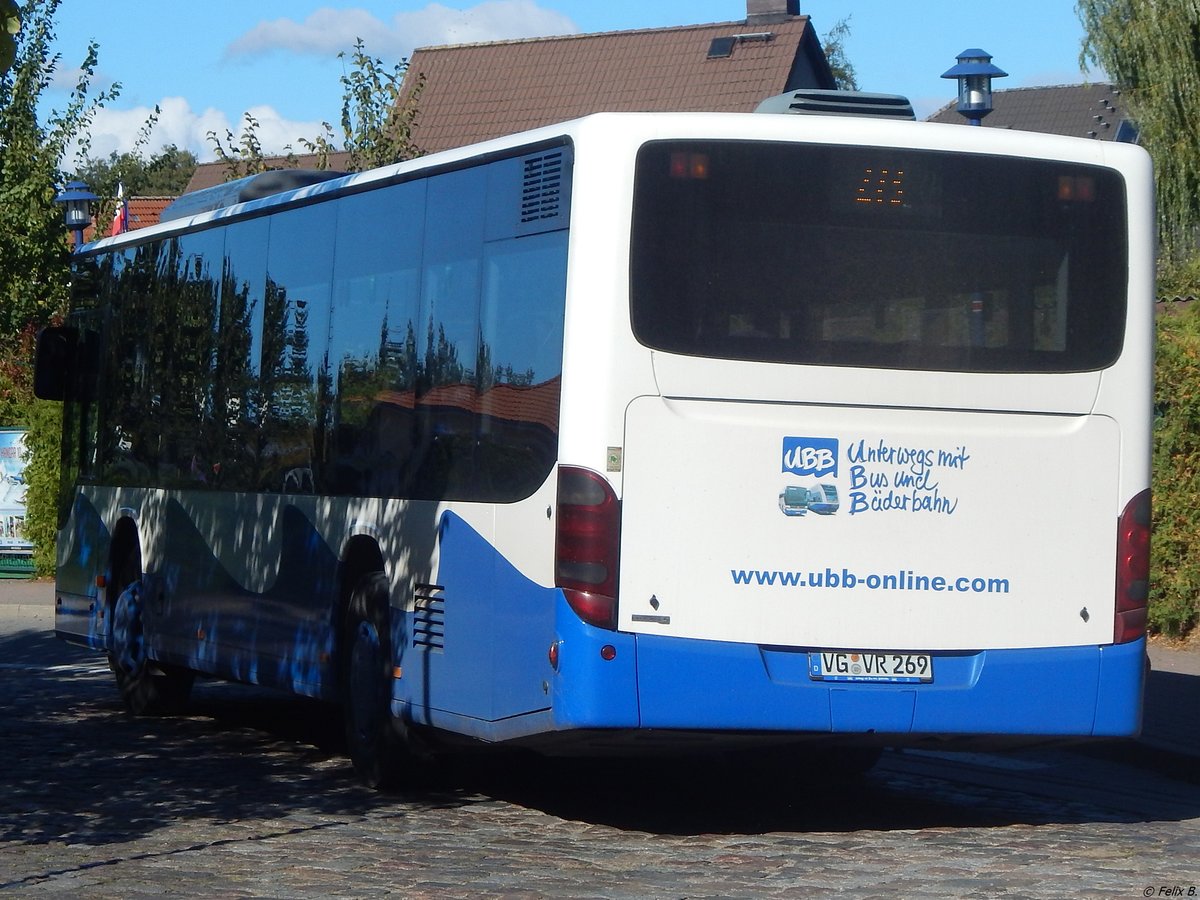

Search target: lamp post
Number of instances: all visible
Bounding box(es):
[54,180,98,251]
[941,48,1007,126]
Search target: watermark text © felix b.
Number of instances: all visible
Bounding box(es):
[1144,887,1197,897]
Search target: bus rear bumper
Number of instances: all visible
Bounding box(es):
[552,611,1146,740]
[640,634,1144,738]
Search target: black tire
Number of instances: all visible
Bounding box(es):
[109,578,194,716]
[342,572,407,789]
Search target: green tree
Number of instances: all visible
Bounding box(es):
[330,38,423,171]
[1,0,117,336]
[1078,0,1200,263]
[207,111,299,179]
[94,142,194,194]
[1,0,17,75]
[134,143,198,194]
[821,16,859,91]
[75,141,199,234]
[0,0,118,574]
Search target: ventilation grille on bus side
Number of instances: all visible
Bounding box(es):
[521,152,565,223]
[412,583,445,650]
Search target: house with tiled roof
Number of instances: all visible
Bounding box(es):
[399,0,834,155]
[183,0,832,193]
[926,83,1137,142]
[124,196,174,230]
[75,196,176,246]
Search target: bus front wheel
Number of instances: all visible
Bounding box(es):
[341,572,407,789]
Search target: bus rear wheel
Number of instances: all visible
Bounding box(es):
[342,572,408,789]
[110,579,193,716]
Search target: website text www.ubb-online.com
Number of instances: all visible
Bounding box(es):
[730,567,1011,594]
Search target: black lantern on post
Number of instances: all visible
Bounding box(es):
[54,180,98,251]
[941,49,1007,126]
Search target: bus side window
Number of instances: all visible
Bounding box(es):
[260,204,336,495]
[412,166,487,500]
[327,180,426,498]
[215,219,268,493]
[476,230,567,500]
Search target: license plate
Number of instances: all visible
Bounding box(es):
[809,651,933,683]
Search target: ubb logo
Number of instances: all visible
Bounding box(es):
[782,437,838,478]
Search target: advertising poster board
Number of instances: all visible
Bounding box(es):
[0,429,33,570]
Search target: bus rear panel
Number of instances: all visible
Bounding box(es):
[534,118,1150,751]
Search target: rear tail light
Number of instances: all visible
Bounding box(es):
[555,466,620,630]
[1114,488,1151,644]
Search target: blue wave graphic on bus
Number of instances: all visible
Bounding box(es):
[781,437,838,478]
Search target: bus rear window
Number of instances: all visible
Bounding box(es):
[630,140,1128,373]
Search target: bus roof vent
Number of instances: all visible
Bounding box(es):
[755,89,915,120]
[160,169,347,222]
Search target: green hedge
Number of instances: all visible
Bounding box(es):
[1151,303,1200,637]
[22,398,61,577]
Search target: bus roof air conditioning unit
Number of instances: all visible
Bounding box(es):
[755,89,915,120]
[160,169,346,222]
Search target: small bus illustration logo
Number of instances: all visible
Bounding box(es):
[778,484,810,516]
[778,483,840,517]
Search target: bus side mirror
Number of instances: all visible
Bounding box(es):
[34,326,77,401]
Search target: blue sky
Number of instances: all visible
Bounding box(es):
[45,0,1100,165]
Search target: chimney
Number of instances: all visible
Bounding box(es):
[746,0,799,24]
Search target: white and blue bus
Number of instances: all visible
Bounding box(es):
[37,101,1153,787]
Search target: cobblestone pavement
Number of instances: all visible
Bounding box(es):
[2,584,1199,898]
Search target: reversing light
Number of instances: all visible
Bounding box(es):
[1114,489,1151,644]
[555,466,621,630]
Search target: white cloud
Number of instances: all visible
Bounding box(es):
[226,0,579,61]
[72,97,328,165]
[49,63,92,93]
[227,8,384,58]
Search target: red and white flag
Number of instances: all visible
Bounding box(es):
[111,182,128,235]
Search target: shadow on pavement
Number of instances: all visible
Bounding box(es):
[1143,667,1200,762]
[445,744,1200,836]
[0,633,478,851]
[0,628,98,669]
[1069,666,1200,792]
[4,624,1199,844]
